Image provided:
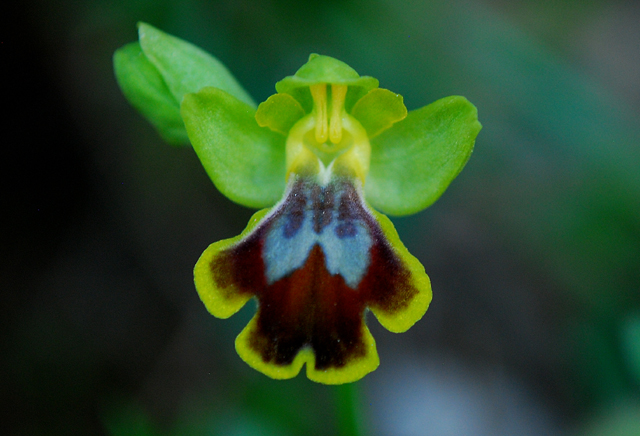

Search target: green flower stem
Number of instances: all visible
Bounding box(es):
[334,382,367,436]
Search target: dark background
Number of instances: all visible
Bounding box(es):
[3,0,640,435]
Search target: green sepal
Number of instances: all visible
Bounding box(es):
[351,88,408,138]
[138,22,255,108]
[255,93,305,135]
[181,87,286,208]
[275,54,379,113]
[275,54,378,94]
[113,23,256,145]
[113,42,189,145]
[366,96,481,216]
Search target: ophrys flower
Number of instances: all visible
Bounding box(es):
[114,23,481,384]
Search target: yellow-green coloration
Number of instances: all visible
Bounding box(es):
[236,318,380,385]
[193,183,433,384]
[114,23,481,384]
[367,209,432,334]
[193,209,269,319]
[281,81,372,183]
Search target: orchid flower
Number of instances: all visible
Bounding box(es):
[114,23,481,384]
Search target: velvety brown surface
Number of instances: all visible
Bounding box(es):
[207,177,418,370]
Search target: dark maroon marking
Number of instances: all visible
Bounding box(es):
[251,245,367,369]
[207,175,419,371]
[337,184,360,221]
[283,182,307,238]
[359,232,416,314]
[311,183,335,234]
[335,222,357,238]
[335,182,360,239]
[211,231,267,299]
[338,180,417,314]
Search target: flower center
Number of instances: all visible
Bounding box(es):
[286,83,371,183]
[310,83,348,145]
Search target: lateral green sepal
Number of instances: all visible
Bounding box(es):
[138,22,255,108]
[366,96,481,216]
[113,42,188,145]
[181,87,286,208]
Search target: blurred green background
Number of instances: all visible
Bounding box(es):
[4,0,640,435]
